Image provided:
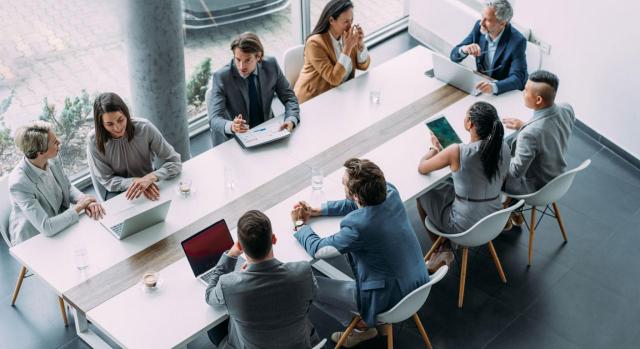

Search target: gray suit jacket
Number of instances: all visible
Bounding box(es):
[8,157,84,246]
[206,56,300,147]
[205,254,319,349]
[505,103,576,194]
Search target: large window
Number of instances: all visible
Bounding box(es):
[0,0,407,181]
[310,0,406,37]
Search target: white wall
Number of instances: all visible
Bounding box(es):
[513,1,640,158]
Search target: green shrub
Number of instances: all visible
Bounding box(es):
[186,57,212,107]
[39,89,92,146]
[0,90,14,161]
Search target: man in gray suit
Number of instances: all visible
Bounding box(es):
[205,210,319,349]
[502,70,576,224]
[8,121,104,246]
[206,32,300,147]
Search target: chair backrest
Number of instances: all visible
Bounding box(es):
[87,162,107,202]
[0,174,13,247]
[526,41,542,71]
[521,159,591,207]
[312,338,327,349]
[449,200,525,247]
[376,265,448,324]
[282,44,305,87]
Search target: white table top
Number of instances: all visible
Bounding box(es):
[12,44,533,348]
[9,118,304,294]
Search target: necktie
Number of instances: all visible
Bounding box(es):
[247,74,262,129]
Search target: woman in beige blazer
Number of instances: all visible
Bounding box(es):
[294,0,371,103]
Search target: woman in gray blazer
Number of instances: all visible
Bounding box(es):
[416,102,510,272]
[8,121,104,246]
[87,92,182,201]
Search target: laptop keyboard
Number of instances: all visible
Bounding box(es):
[110,222,124,235]
[200,269,217,284]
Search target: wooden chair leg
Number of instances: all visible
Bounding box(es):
[424,236,444,262]
[412,313,433,349]
[487,241,507,283]
[58,297,69,327]
[386,323,394,349]
[458,247,469,308]
[335,315,360,349]
[528,207,536,266]
[11,266,27,305]
[552,202,569,242]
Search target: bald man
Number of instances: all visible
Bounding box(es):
[502,70,575,198]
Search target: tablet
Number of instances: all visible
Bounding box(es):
[425,115,462,149]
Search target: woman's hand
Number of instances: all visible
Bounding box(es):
[85,202,106,220]
[126,174,158,200]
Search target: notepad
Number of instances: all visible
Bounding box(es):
[234,125,291,148]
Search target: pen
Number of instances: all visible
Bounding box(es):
[254,128,267,132]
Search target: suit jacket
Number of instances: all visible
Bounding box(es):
[8,157,84,246]
[451,21,528,95]
[504,103,576,195]
[206,56,300,147]
[205,254,319,349]
[294,183,429,326]
[294,32,371,103]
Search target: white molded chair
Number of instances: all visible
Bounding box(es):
[0,175,69,326]
[525,41,542,72]
[335,265,448,349]
[424,200,525,308]
[312,338,327,349]
[282,44,305,87]
[504,159,591,266]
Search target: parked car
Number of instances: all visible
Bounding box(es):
[183,0,291,29]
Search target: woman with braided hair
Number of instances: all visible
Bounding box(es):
[416,101,510,272]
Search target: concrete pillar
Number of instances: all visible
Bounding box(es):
[121,0,191,160]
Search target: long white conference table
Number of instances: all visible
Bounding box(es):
[10,45,527,348]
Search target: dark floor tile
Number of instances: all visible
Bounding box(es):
[588,147,640,189]
[565,128,603,169]
[56,337,91,349]
[513,203,615,269]
[524,272,640,349]
[570,223,640,303]
[484,314,581,349]
[418,273,519,349]
[466,239,572,313]
[558,167,639,233]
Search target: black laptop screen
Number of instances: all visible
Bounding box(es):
[181,219,234,277]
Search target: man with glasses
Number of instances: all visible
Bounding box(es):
[450,0,528,95]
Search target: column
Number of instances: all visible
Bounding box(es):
[121,0,191,160]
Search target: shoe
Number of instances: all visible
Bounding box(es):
[428,251,454,273]
[331,328,378,348]
[511,212,524,226]
[503,218,513,231]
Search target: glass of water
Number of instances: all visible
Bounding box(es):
[224,166,235,191]
[179,179,192,197]
[73,244,89,270]
[369,90,382,105]
[311,168,323,191]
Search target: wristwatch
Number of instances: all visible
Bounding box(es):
[293,219,305,231]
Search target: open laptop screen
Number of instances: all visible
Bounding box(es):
[181,219,234,277]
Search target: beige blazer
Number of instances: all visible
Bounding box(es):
[294,32,371,103]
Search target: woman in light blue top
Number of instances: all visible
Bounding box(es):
[416,101,510,271]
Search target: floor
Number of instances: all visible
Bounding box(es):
[2,32,640,349]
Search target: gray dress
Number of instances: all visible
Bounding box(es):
[418,141,511,234]
[87,118,182,194]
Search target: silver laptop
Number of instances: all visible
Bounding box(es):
[100,200,172,240]
[432,54,493,96]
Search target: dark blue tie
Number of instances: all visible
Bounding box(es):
[247,74,262,129]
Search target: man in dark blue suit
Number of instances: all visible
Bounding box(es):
[451,0,527,95]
